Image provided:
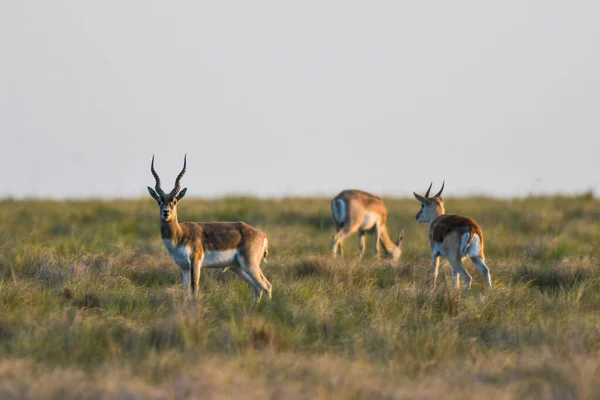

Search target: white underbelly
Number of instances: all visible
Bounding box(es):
[202,249,238,268]
[360,212,380,231]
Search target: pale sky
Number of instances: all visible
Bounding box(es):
[1,2,599,199]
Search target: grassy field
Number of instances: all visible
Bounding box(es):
[1,195,600,399]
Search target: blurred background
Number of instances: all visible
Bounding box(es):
[1,2,599,199]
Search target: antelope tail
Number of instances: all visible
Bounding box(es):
[461,231,484,259]
[460,232,474,255]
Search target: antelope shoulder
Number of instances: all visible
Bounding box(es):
[162,239,192,269]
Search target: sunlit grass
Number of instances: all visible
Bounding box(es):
[0,195,599,398]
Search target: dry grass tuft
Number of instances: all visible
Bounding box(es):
[1,196,600,398]
[292,256,331,277]
[0,322,12,342]
[61,286,73,300]
[250,322,278,351]
[513,262,590,291]
[435,284,463,317]
[71,293,102,309]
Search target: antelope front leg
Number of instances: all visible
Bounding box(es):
[180,267,192,296]
[374,225,382,259]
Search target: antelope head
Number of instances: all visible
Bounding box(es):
[413,181,445,223]
[391,230,404,261]
[147,155,188,222]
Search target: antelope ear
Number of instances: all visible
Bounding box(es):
[397,229,404,246]
[147,187,160,202]
[413,192,427,203]
[176,188,188,201]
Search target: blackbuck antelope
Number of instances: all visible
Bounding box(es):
[413,182,492,289]
[147,155,272,303]
[331,190,403,261]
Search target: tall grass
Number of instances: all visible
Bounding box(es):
[0,195,599,398]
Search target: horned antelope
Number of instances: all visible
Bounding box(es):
[147,155,272,303]
[413,182,492,290]
[331,190,403,261]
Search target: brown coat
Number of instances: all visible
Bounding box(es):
[430,214,484,258]
[333,190,389,228]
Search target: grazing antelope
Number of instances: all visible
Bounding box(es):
[413,182,492,289]
[147,155,272,303]
[331,190,403,261]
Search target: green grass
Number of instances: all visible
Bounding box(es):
[1,195,600,399]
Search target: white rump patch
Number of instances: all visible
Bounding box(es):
[332,199,345,223]
[162,239,192,269]
[203,249,238,268]
[463,233,481,257]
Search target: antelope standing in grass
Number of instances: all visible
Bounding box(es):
[331,190,403,261]
[413,182,492,289]
[147,155,272,303]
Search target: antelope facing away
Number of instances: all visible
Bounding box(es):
[147,155,272,303]
[413,182,491,289]
[331,190,403,261]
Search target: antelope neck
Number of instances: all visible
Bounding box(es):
[379,228,398,254]
[428,209,445,228]
[161,216,183,242]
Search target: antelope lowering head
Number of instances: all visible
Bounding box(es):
[331,189,404,261]
[413,181,445,223]
[389,230,404,261]
[147,155,188,222]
